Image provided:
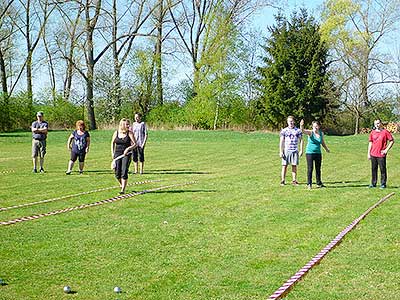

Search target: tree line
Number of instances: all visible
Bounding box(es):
[1,0,399,134]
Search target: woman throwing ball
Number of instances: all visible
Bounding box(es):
[111,119,137,194]
[300,119,330,189]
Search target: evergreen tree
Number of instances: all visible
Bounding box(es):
[257,9,331,129]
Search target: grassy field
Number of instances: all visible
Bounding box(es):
[0,129,399,300]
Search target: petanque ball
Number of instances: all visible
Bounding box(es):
[114,286,122,293]
[63,286,71,293]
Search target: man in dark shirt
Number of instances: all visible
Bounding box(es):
[31,111,48,173]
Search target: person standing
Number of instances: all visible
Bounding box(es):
[368,119,394,188]
[66,120,90,175]
[300,120,330,189]
[31,111,48,173]
[111,119,137,194]
[279,116,303,186]
[130,113,148,174]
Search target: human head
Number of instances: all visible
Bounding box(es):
[119,118,130,133]
[36,111,44,120]
[374,119,383,130]
[76,120,86,131]
[134,113,142,122]
[287,116,295,128]
[312,120,321,130]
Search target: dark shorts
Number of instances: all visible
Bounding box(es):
[32,139,46,158]
[132,147,145,163]
[71,151,86,163]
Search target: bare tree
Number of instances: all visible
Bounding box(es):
[167,0,270,93]
[16,0,54,107]
[322,0,400,133]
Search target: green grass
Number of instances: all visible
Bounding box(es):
[0,130,399,299]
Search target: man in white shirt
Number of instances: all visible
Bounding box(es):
[130,113,148,174]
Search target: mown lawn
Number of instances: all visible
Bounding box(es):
[0,130,399,300]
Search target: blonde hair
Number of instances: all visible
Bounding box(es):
[76,120,85,130]
[118,118,130,133]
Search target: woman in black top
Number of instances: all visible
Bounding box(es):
[111,118,137,194]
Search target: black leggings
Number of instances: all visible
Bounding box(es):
[114,155,131,180]
[306,153,322,185]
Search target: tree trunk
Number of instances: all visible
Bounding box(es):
[26,50,33,111]
[112,0,121,119]
[86,32,97,130]
[354,109,360,135]
[155,0,163,105]
[0,48,8,95]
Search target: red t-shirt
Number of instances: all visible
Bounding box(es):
[369,129,393,158]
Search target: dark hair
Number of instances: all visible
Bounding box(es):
[312,121,321,127]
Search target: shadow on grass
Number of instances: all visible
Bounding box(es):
[146,169,210,175]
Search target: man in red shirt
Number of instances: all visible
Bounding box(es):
[367,119,394,188]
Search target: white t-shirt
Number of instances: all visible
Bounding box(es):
[130,122,147,147]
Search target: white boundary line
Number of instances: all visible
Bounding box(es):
[0,181,196,226]
[0,180,161,212]
[268,192,395,300]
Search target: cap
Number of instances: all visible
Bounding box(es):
[36,111,43,117]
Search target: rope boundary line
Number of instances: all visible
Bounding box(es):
[0,181,196,226]
[268,192,395,300]
[0,180,161,212]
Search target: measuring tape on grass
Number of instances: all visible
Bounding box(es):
[268,192,395,300]
[0,180,161,212]
[0,182,196,226]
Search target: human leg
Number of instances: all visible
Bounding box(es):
[370,156,378,186]
[281,165,287,184]
[314,154,322,186]
[132,148,139,174]
[138,147,145,174]
[120,156,131,193]
[306,154,313,186]
[377,157,387,186]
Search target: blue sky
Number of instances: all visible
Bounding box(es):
[252,0,324,31]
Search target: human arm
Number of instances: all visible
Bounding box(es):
[85,136,91,153]
[299,137,304,157]
[67,134,73,150]
[321,135,330,153]
[124,132,137,155]
[381,139,394,156]
[279,135,285,158]
[299,119,312,136]
[111,131,117,158]
[367,141,372,160]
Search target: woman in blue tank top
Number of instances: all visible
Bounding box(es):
[66,120,90,174]
[300,120,330,189]
[111,118,137,194]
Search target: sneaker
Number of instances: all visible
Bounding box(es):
[65,170,71,175]
[368,184,376,188]
[32,168,37,173]
[79,170,83,175]
[317,184,326,188]
[380,184,386,189]
[292,180,299,186]
[280,181,285,186]
[39,168,45,173]
[307,184,312,190]
[119,191,125,195]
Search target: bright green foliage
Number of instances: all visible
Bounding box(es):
[257,9,331,129]
[187,2,247,129]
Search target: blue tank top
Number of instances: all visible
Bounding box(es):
[71,130,90,153]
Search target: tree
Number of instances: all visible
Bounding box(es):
[168,0,268,94]
[257,9,331,129]
[321,0,400,134]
